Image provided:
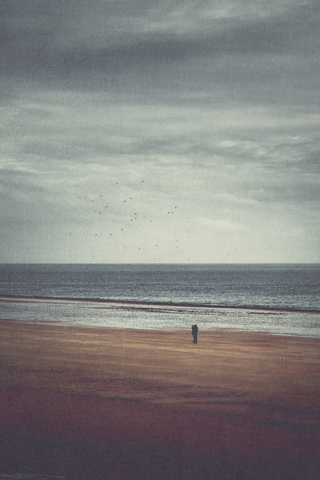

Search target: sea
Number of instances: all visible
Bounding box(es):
[0,263,320,337]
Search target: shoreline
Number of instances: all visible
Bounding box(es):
[1,316,319,340]
[1,294,320,339]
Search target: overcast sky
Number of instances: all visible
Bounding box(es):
[1,0,320,263]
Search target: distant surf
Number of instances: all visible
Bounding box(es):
[1,294,319,314]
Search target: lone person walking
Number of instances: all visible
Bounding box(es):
[191,324,198,343]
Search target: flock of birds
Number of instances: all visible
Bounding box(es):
[68,180,191,261]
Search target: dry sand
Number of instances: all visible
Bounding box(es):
[1,319,320,479]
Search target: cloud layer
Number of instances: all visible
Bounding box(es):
[1,0,319,263]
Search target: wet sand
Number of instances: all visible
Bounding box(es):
[1,320,320,479]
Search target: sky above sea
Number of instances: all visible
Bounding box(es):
[1,1,320,264]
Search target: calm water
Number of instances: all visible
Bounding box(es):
[0,264,320,336]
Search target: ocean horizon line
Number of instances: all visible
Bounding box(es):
[1,262,320,266]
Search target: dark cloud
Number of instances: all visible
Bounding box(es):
[0,0,318,119]
[2,0,319,78]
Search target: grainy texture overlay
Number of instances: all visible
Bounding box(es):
[1,321,320,479]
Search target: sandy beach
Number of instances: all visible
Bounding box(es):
[1,319,320,479]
